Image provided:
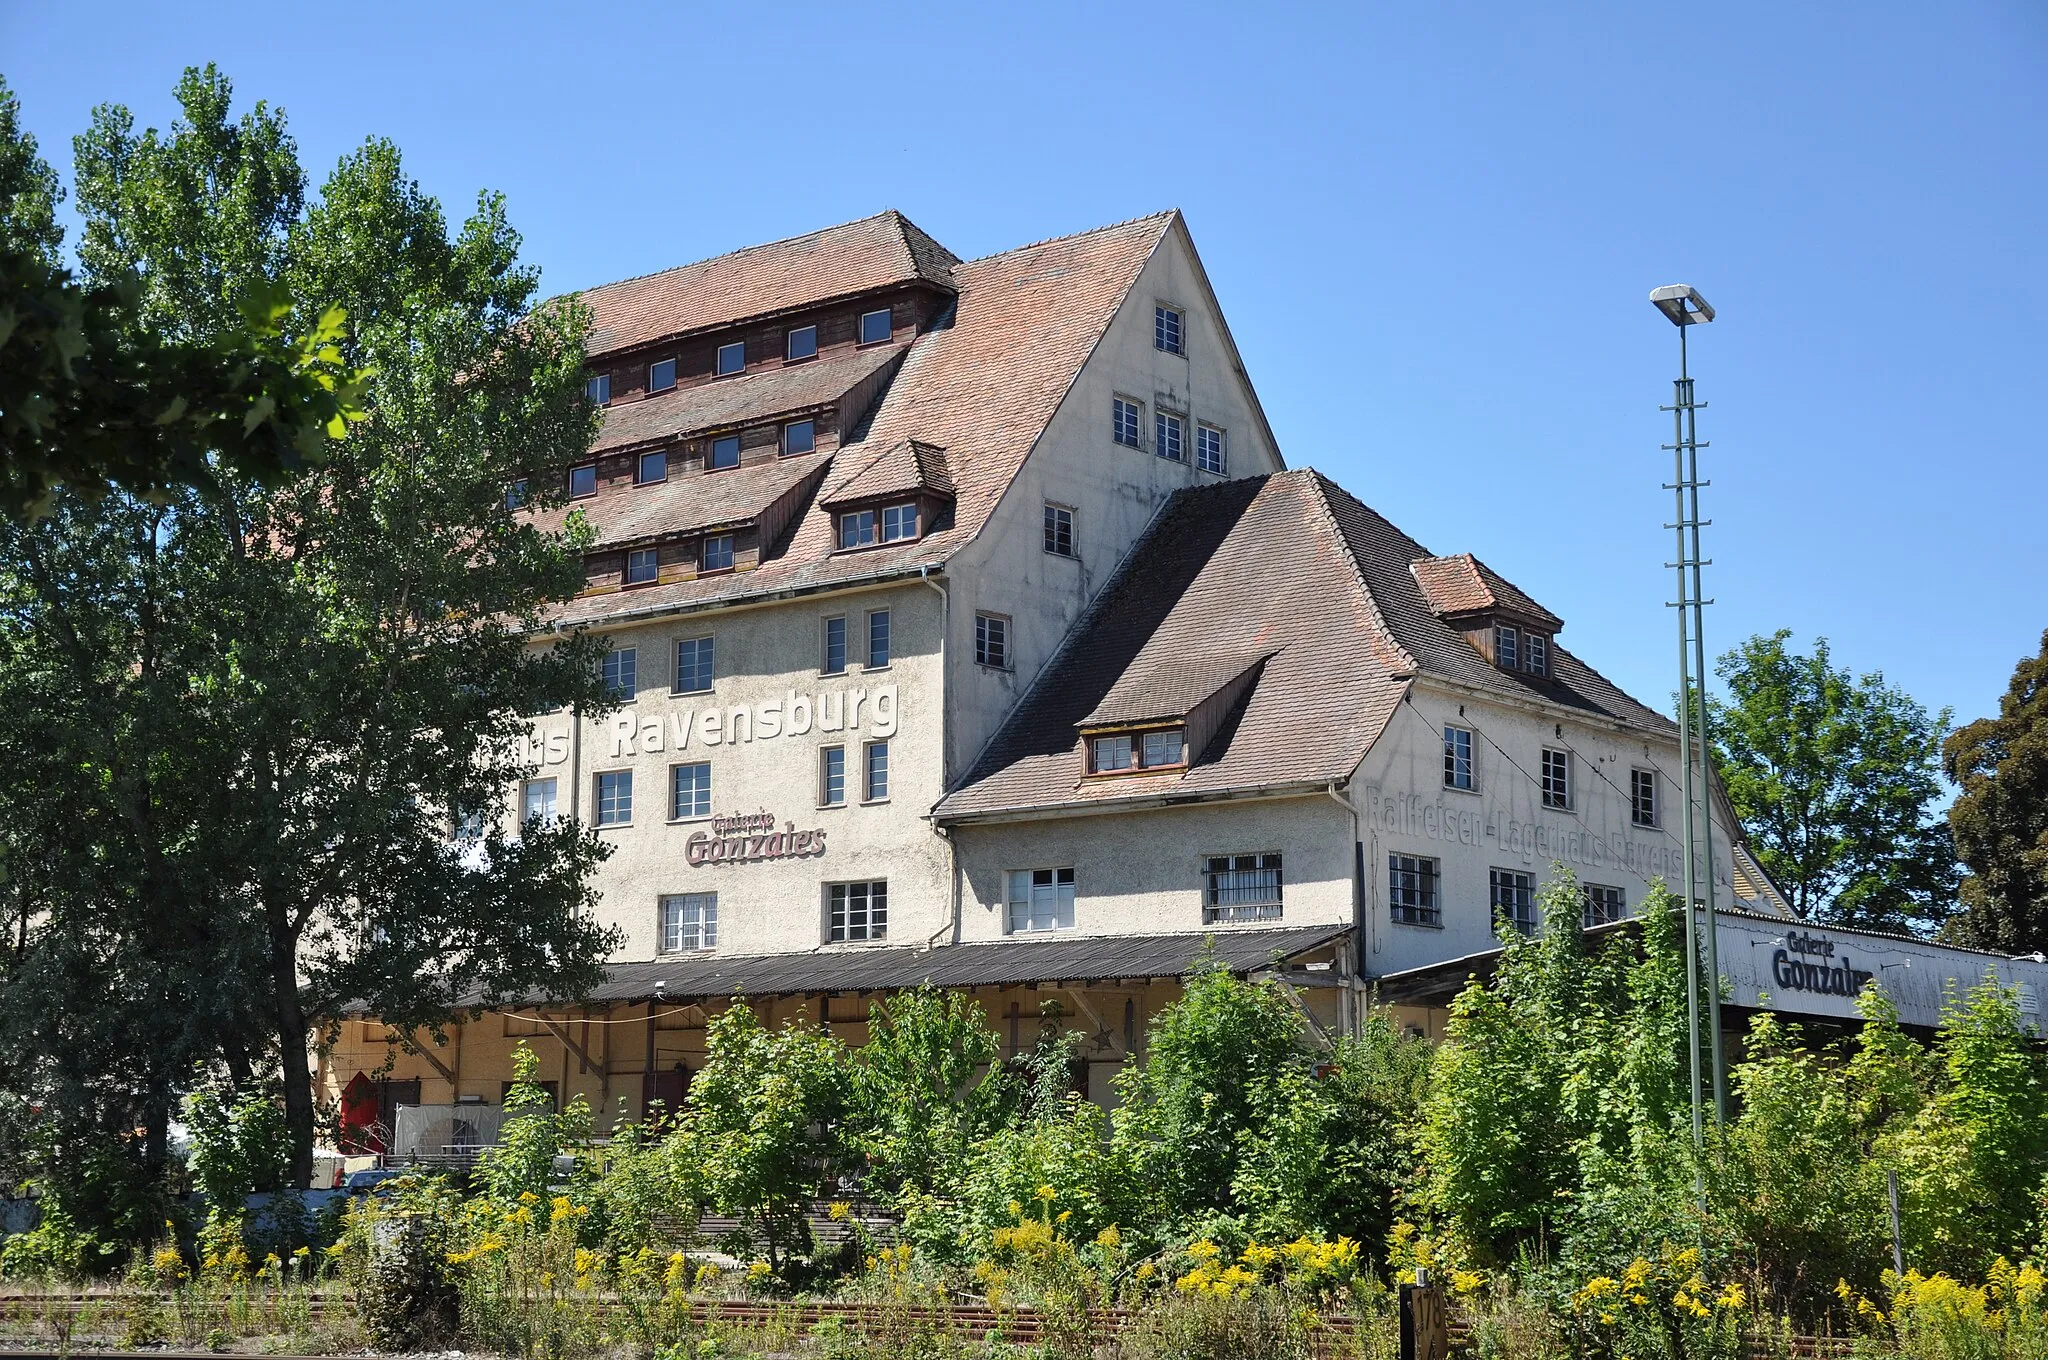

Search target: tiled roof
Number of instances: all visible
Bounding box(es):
[545,212,1178,627]
[532,454,832,549]
[577,211,959,355]
[820,439,954,508]
[1410,553,1563,631]
[936,470,1673,821]
[590,344,907,454]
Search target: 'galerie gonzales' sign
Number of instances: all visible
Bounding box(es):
[684,810,827,868]
[1770,930,1875,998]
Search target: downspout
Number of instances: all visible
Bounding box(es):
[569,702,583,821]
[921,564,960,948]
[1325,782,1365,1038]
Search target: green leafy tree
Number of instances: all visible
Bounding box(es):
[1944,629,2048,955]
[184,1074,295,1209]
[1,75,63,259]
[849,985,1014,1204]
[478,1044,594,1208]
[1712,631,1956,932]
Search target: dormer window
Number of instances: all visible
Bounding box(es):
[859,308,892,346]
[701,534,734,572]
[1524,633,1549,675]
[504,479,528,510]
[1495,625,1518,670]
[782,419,815,455]
[568,464,597,498]
[649,359,676,393]
[586,374,611,406]
[709,435,741,471]
[837,504,918,550]
[786,325,817,362]
[716,341,744,376]
[838,509,877,550]
[636,450,667,484]
[624,548,658,586]
[881,503,918,542]
[1088,725,1188,776]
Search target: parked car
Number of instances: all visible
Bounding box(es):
[341,1167,412,1197]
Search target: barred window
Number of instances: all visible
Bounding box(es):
[1154,304,1184,355]
[1541,748,1572,809]
[673,636,713,694]
[1389,854,1441,927]
[1490,868,1536,935]
[670,762,710,820]
[828,880,887,942]
[1196,424,1226,474]
[1204,853,1283,923]
[1444,725,1474,790]
[1008,867,1075,933]
[1631,769,1658,827]
[1156,411,1185,463]
[660,893,718,952]
[1113,396,1142,448]
[1583,883,1624,928]
[601,647,636,700]
[595,771,633,827]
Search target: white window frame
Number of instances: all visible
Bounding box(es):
[1203,853,1283,923]
[866,609,891,670]
[1154,304,1184,356]
[827,879,887,943]
[1631,768,1659,828]
[1525,632,1548,675]
[819,745,846,807]
[1043,502,1075,557]
[673,636,714,694]
[1495,624,1519,670]
[974,612,1010,669]
[821,615,848,675]
[837,509,879,550]
[1196,423,1226,475]
[601,646,637,700]
[660,892,718,952]
[858,308,893,346]
[648,358,677,393]
[586,373,611,406]
[1155,410,1186,463]
[863,740,890,803]
[782,418,816,456]
[636,449,668,485]
[700,534,734,572]
[624,548,658,586]
[1007,867,1076,934]
[594,770,633,827]
[505,479,529,510]
[708,435,741,470]
[669,761,711,821]
[715,341,744,376]
[568,463,597,498]
[1443,725,1475,790]
[1541,747,1572,810]
[1583,883,1624,928]
[881,503,919,542]
[785,325,818,362]
[521,777,558,825]
[1389,853,1441,927]
[1112,396,1142,448]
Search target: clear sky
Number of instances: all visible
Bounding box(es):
[7,2,2044,737]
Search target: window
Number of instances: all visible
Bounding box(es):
[866,610,890,669]
[837,509,877,550]
[1043,503,1074,557]
[1389,854,1441,927]
[670,762,711,820]
[1630,769,1659,828]
[521,778,557,824]
[864,740,890,801]
[601,647,637,699]
[1090,734,1133,772]
[974,613,1009,668]
[660,893,717,952]
[782,418,815,455]
[709,435,740,470]
[1091,726,1187,774]
[1154,304,1184,355]
[828,880,888,942]
[1196,424,1226,475]
[454,805,486,844]
[625,548,658,586]
[1541,748,1571,809]
[715,341,744,376]
[1495,625,1519,670]
[881,503,918,542]
[701,535,734,572]
[586,373,611,405]
[786,325,817,362]
[674,636,714,694]
[1525,633,1548,675]
[595,771,633,826]
[1142,729,1186,768]
[569,463,597,498]
[1113,396,1142,448]
[1443,726,1474,790]
[859,308,892,345]
[1155,411,1185,463]
[1490,868,1536,935]
[1583,883,1624,928]
[822,616,847,674]
[1204,853,1283,923]
[637,450,668,484]
[649,358,677,393]
[819,746,846,806]
[1008,867,1075,933]
[505,479,529,510]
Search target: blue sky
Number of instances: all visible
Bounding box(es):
[7,2,2044,737]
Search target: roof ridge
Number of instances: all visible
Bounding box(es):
[571,209,927,301]
[1299,470,1420,675]
[961,209,1178,264]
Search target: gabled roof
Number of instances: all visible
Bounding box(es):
[590,344,907,455]
[577,210,959,356]
[935,469,1673,822]
[820,439,954,508]
[1411,553,1563,632]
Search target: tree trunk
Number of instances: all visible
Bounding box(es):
[269,908,316,1190]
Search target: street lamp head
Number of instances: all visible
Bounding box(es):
[1650,284,1714,326]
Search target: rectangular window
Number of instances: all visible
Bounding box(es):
[1490,868,1536,935]
[674,636,714,694]
[1196,424,1226,474]
[1142,728,1186,768]
[822,616,848,675]
[1525,633,1548,675]
[859,308,892,346]
[1113,396,1142,448]
[1008,867,1076,934]
[867,610,891,669]
[521,778,558,824]
[1155,411,1185,463]
[625,548,658,586]
[782,418,815,455]
[586,373,611,406]
[1204,853,1283,923]
[1090,734,1133,772]
[828,879,888,942]
[637,450,667,484]
[838,509,878,550]
[819,746,846,807]
[505,479,529,510]
[1043,503,1074,557]
[1389,854,1441,927]
[1631,769,1659,828]
[602,647,637,699]
[1495,625,1519,670]
[1541,748,1571,809]
[1154,304,1184,355]
[864,740,890,801]
[595,770,633,826]
[701,535,734,572]
[715,341,744,376]
[1443,726,1474,790]
[786,325,817,362]
[569,463,597,498]
[1583,883,1624,928]
[649,358,677,393]
[709,435,741,470]
[974,613,1009,669]
[660,892,718,952]
[881,503,918,541]
[670,762,711,821]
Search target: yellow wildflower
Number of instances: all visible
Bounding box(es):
[828,1200,852,1221]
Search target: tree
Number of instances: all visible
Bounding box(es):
[1944,630,2048,955]
[848,985,1014,1204]
[1712,631,1956,933]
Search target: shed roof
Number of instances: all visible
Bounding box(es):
[589,344,907,455]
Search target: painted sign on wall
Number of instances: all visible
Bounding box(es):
[684,810,828,867]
